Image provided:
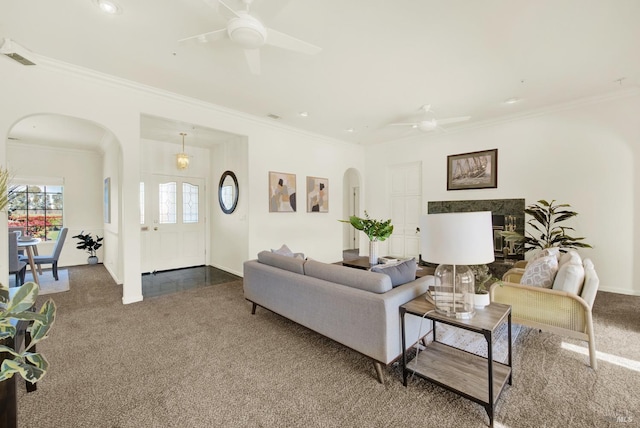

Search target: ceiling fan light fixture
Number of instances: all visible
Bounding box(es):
[227,15,266,49]
[94,0,122,15]
[417,120,437,132]
[176,132,190,170]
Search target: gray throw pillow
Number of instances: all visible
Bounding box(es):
[370,258,417,287]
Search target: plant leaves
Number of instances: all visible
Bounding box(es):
[0,319,17,340]
[4,282,39,315]
[30,299,57,344]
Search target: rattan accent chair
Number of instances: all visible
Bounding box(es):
[490,255,599,369]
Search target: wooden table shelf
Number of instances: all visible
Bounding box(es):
[401,296,512,427]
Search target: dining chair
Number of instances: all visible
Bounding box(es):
[9,226,27,255]
[8,231,27,286]
[21,227,68,281]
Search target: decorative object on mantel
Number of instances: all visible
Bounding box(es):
[501,199,592,254]
[339,211,393,265]
[447,148,498,191]
[71,231,103,264]
[176,132,190,170]
[420,211,495,319]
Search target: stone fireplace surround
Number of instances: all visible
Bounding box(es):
[424,198,526,277]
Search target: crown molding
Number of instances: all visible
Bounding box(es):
[373,86,640,146]
[34,55,356,148]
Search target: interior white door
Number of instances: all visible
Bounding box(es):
[350,186,360,250]
[141,174,206,273]
[388,162,422,259]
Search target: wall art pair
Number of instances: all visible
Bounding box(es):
[268,171,328,213]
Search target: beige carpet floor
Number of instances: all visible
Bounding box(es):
[16,265,640,428]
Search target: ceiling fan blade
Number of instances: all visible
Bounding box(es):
[243,48,261,74]
[178,28,228,44]
[217,0,242,18]
[265,28,322,55]
[437,116,471,125]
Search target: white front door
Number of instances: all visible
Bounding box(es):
[141,174,206,273]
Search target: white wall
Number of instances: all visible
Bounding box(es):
[364,92,640,295]
[0,57,364,302]
[7,141,105,267]
[102,132,122,283]
[211,137,248,276]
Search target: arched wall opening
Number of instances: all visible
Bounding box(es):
[5,113,124,289]
[342,168,362,257]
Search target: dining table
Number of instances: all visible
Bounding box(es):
[17,237,42,285]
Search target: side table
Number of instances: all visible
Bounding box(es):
[400,296,512,427]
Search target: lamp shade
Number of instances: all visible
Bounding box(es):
[420,211,495,265]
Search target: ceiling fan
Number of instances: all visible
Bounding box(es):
[388,105,471,132]
[179,0,322,75]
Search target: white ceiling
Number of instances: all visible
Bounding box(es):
[2,0,640,149]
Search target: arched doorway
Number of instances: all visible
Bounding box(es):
[6,113,124,284]
[342,168,362,258]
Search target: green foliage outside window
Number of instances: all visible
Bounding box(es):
[7,184,63,241]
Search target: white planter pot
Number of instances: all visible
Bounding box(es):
[369,240,379,265]
[87,256,99,265]
[474,292,491,309]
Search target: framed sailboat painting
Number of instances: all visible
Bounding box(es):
[447,149,498,190]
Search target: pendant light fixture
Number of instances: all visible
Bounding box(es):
[176,132,190,170]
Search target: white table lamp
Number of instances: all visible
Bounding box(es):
[420,211,495,318]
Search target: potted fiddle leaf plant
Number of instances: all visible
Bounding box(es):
[339,211,393,265]
[72,231,103,264]
[1,167,57,428]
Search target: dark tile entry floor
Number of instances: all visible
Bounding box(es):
[142,266,241,298]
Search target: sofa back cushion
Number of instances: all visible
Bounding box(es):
[370,258,417,287]
[580,258,599,308]
[552,251,585,294]
[257,250,305,275]
[304,259,392,294]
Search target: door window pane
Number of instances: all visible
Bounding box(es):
[183,182,199,223]
[159,182,176,224]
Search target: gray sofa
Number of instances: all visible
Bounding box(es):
[243,251,432,383]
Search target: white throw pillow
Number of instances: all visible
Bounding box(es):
[531,247,560,262]
[552,259,585,294]
[520,255,558,288]
[558,250,581,268]
[271,244,304,259]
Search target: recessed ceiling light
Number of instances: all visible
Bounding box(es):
[94,0,122,14]
[344,128,355,133]
[504,97,520,105]
[298,111,309,117]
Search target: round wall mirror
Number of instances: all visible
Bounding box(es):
[219,170,239,214]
